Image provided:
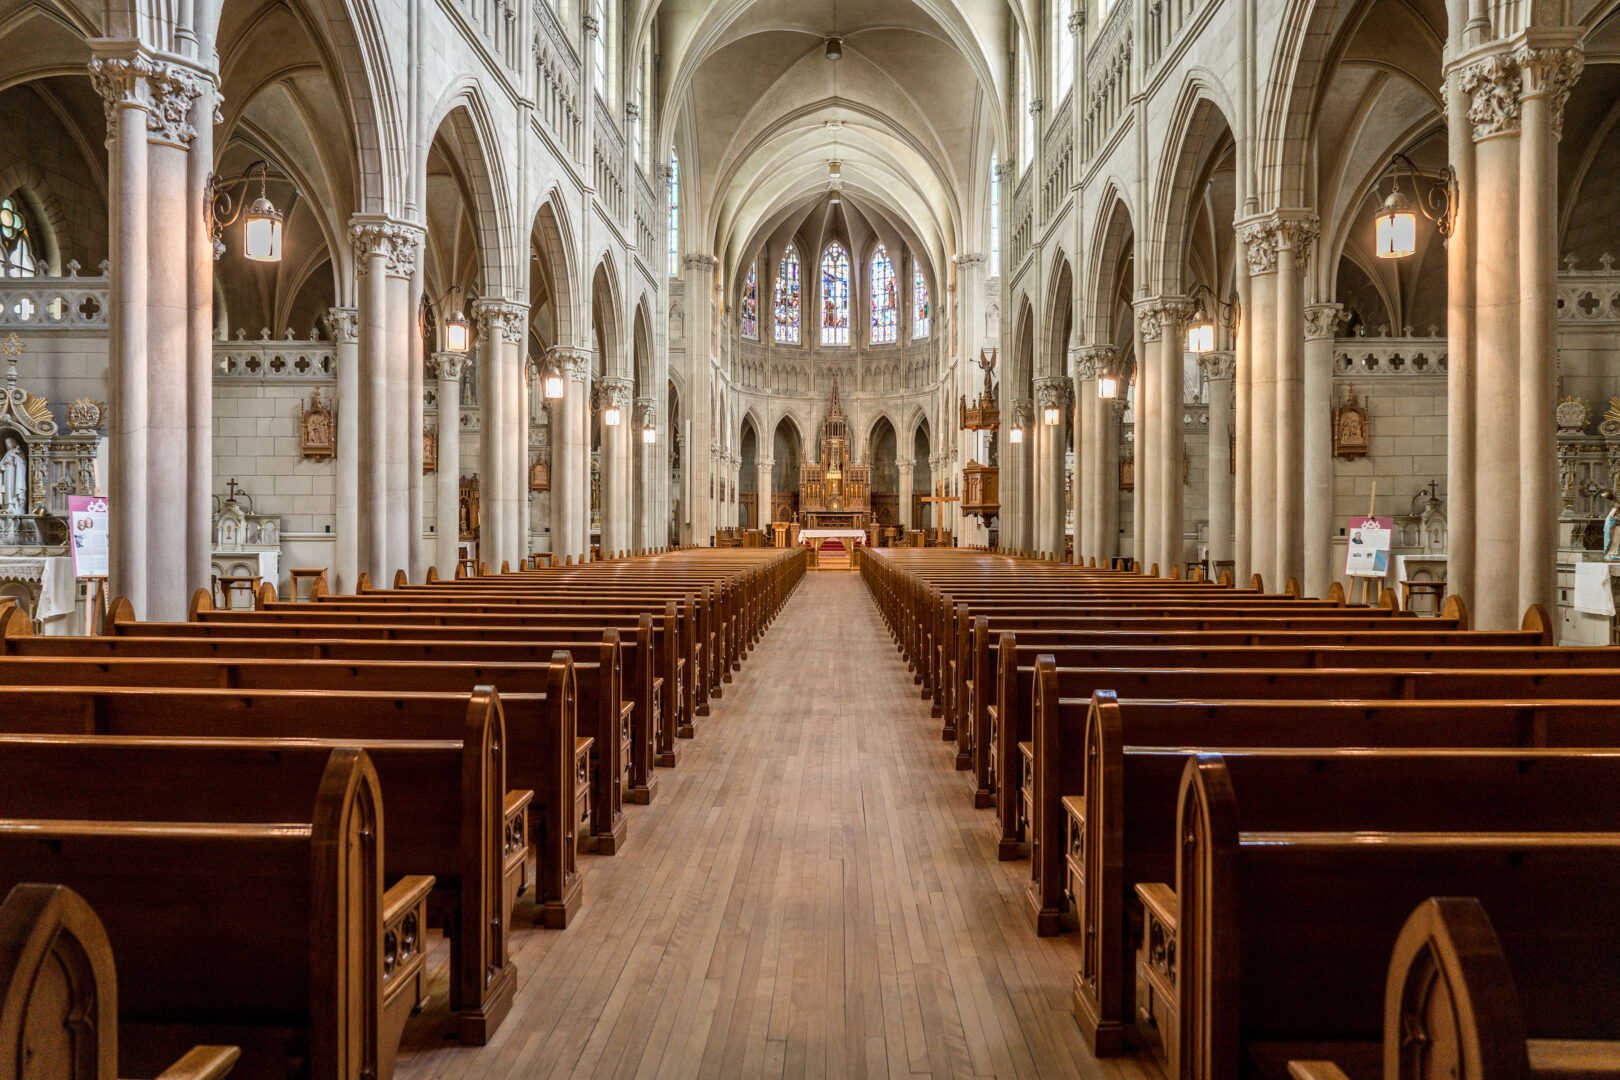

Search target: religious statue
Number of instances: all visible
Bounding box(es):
[300,390,335,461]
[1333,385,1369,459]
[1601,491,1620,562]
[0,436,24,514]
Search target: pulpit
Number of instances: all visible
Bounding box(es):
[961,460,999,518]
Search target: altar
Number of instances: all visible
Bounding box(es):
[800,528,866,570]
[797,374,871,534]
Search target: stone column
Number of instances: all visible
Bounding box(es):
[635,395,659,549]
[1302,304,1345,598]
[1147,300,1195,575]
[408,261,426,583]
[1035,376,1073,558]
[1108,396,1126,564]
[1009,398,1033,551]
[553,346,592,560]
[1273,215,1317,594]
[1445,59,1478,611]
[473,299,526,569]
[186,76,214,599]
[325,307,361,590]
[1239,218,1279,588]
[1516,43,1579,620]
[1074,346,1114,562]
[348,216,420,584]
[1133,306,1160,570]
[1233,259,1253,584]
[598,376,633,554]
[430,352,465,578]
[1201,351,1236,570]
[898,461,915,531]
[953,254,991,548]
[90,47,207,620]
[757,455,774,536]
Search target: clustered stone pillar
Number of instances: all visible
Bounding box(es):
[1007,398,1033,551]
[757,455,775,536]
[1201,351,1236,573]
[598,376,633,554]
[635,395,659,549]
[325,307,361,590]
[1448,36,1582,628]
[1302,304,1346,598]
[431,352,465,578]
[90,46,212,619]
[1034,376,1073,558]
[952,254,991,549]
[551,346,592,561]
[1150,299,1195,575]
[348,216,423,586]
[472,299,527,570]
[1073,346,1116,563]
[898,460,915,531]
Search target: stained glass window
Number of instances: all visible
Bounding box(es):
[913,264,931,339]
[989,153,1001,277]
[667,151,680,277]
[870,245,897,345]
[774,246,801,344]
[741,262,758,339]
[0,194,37,278]
[820,242,850,346]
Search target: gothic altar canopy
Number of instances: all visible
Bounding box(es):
[799,372,871,530]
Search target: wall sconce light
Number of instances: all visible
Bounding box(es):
[603,402,622,426]
[1042,403,1061,426]
[1374,152,1456,259]
[643,421,657,444]
[1098,370,1119,399]
[1009,423,1023,444]
[543,361,566,400]
[206,160,286,263]
[420,286,474,354]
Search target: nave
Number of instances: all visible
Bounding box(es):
[397,572,1148,1080]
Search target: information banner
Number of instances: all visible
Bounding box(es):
[67,496,109,578]
[1344,516,1393,578]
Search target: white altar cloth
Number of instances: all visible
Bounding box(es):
[0,556,76,619]
[799,529,867,545]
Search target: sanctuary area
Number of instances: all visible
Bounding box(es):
[3,0,1620,1076]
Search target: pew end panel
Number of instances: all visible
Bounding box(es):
[0,882,244,1080]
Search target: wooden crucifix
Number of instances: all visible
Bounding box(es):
[917,480,959,545]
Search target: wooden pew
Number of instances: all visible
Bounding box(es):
[0,749,430,1080]
[0,882,241,1080]
[1289,896,1620,1080]
[1071,694,1620,1056]
[0,676,582,932]
[1171,753,1620,1080]
[0,709,525,1044]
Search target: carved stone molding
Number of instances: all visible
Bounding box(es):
[431,351,468,381]
[1303,302,1349,341]
[994,160,1017,181]
[624,102,640,121]
[88,52,207,147]
[634,395,656,429]
[1069,11,1085,33]
[323,307,360,345]
[1460,50,1522,138]
[582,13,600,37]
[550,346,591,382]
[956,253,987,272]
[1238,213,1320,274]
[597,375,633,410]
[472,298,528,344]
[349,217,424,278]
[1455,38,1582,141]
[1034,376,1073,411]
[1238,218,1279,274]
[1028,98,1044,117]
[1517,44,1583,138]
[1073,344,1118,381]
[1198,350,1236,380]
[1010,397,1034,428]
[683,253,718,272]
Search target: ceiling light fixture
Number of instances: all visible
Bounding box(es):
[825,36,843,60]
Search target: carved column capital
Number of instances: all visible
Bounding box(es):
[1068,11,1085,33]
[430,351,469,380]
[1034,375,1073,411]
[1073,344,1118,381]
[549,346,591,382]
[1303,302,1349,340]
[1198,350,1236,380]
[955,253,987,272]
[348,216,424,278]
[582,12,600,37]
[683,253,718,273]
[1028,98,1044,117]
[596,375,633,409]
[472,298,529,344]
[1237,212,1320,273]
[88,50,208,147]
[1516,42,1583,137]
[323,307,360,345]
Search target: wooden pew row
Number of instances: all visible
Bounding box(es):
[1289,896,1620,1080]
[1170,753,1620,1080]
[0,677,581,932]
[0,749,430,1080]
[179,592,706,733]
[0,726,526,1046]
[1066,702,1620,1056]
[1026,661,1620,911]
[1,882,241,1080]
[968,608,1564,807]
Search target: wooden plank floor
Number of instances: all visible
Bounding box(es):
[397,572,1164,1080]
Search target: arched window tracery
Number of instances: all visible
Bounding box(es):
[0,194,38,278]
[774,246,801,344]
[913,264,930,339]
[870,245,897,345]
[741,262,758,339]
[820,242,850,346]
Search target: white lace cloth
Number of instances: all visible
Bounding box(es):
[0,556,76,619]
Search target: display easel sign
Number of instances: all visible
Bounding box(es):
[67,496,109,578]
[1345,516,1393,578]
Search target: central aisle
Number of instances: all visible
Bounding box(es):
[399,573,1154,1080]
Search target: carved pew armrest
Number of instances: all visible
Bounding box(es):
[1134,881,1178,1049]
[1062,795,1085,909]
[575,737,594,854]
[153,1045,244,1080]
[381,873,435,1060]
[504,789,534,900]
